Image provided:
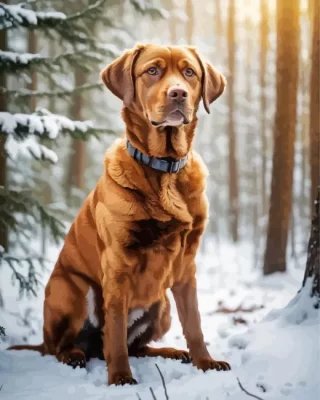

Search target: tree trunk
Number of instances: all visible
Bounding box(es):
[66,69,87,203]
[260,0,269,216]
[264,0,299,275]
[0,0,8,251]
[28,31,37,112]
[185,0,194,44]
[302,186,319,299]
[309,0,319,212]
[227,0,239,242]
[167,0,177,44]
[215,0,223,39]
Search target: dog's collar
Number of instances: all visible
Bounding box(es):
[126,140,188,174]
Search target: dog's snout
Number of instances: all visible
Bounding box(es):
[168,86,188,101]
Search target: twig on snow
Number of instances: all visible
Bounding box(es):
[237,377,264,400]
[212,302,264,315]
[155,363,169,400]
[136,393,142,400]
[149,387,157,399]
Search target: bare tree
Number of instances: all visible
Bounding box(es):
[264,0,300,275]
[309,0,319,211]
[227,0,239,242]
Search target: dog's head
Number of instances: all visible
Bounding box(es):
[101,44,226,128]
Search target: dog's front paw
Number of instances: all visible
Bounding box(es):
[59,348,87,369]
[193,357,231,372]
[108,372,138,386]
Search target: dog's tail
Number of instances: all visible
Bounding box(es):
[7,343,45,355]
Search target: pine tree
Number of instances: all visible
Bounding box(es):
[0,0,164,336]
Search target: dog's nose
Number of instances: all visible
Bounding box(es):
[167,86,188,101]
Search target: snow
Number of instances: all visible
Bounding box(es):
[0,50,42,65]
[0,111,96,163]
[5,135,58,164]
[0,239,318,400]
[0,111,94,140]
[0,3,66,29]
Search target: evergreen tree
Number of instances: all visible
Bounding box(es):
[0,0,164,336]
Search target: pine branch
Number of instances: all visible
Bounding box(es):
[0,2,114,46]
[0,252,44,297]
[129,0,167,19]
[1,82,104,99]
[0,3,66,30]
[0,186,65,244]
[0,109,114,142]
[67,0,107,22]
[0,0,110,29]
[0,49,111,73]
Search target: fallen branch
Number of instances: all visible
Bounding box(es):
[237,377,264,400]
[210,301,264,315]
[155,363,169,400]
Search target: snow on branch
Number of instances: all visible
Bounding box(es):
[0,44,119,73]
[0,109,108,142]
[0,3,66,30]
[0,0,109,29]
[6,135,59,164]
[0,1,113,46]
[2,82,104,100]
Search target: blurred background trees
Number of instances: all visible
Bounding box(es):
[0,0,319,335]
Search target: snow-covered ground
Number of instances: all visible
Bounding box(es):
[0,239,319,400]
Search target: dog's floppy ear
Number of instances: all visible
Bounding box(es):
[100,44,144,107]
[188,47,227,114]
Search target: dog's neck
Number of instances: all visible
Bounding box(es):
[121,106,198,159]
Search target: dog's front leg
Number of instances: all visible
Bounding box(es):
[172,272,231,372]
[102,292,137,386]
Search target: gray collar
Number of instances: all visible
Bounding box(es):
[126,140,188,173]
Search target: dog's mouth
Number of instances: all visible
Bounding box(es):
[151,109,190,127]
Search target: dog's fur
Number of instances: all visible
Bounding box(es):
[8,44,230,385]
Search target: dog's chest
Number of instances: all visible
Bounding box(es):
[127,217,188,251]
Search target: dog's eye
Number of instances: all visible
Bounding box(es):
[147,67,158,75]
[185,68,195,77]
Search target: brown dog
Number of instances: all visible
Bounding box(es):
[8,44,230,385]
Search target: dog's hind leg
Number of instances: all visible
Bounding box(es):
[132,345,191,363]
[43,267,92,369]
